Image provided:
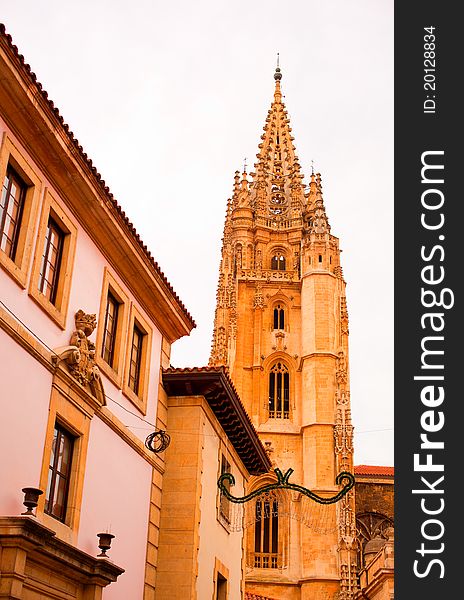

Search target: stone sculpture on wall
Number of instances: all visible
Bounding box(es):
[52,310,106,405]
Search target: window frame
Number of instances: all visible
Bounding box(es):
[128,323,144,394]
[123,304,152,414]
[37,384,91,544]
[245,475,289,572]
[273,304,285,330]
[212,559,229,600]
[29,189,77,329]
[96,268,130,388]
[0,134,42,288]
[253,496,280,568]
[44,423,75,523]
[218,454,232,525]
[268,362,290,419]
[270,253,286,271]
[0,165,27,260]
[101,290,119,366]
[37,215,65,305]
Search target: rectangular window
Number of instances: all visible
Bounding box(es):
[0,167,26,260]
[29,191,77,328]
[0,137,42,288]
[123,305,152,413]
[96,269,130,388]
[45,424,74,523]
[219,455,231,523]
[102,291,119,367]
[215,573,227,600]
[38,217,64,305]
[128,323,144,395]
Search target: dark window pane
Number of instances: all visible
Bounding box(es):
[102,292,119,366]
[45,424,74,523]
[0,168,26,260]
[269,372,275,416]
[255,502,261,551]
[128,324,144,395]
[269,363,290,419]
[38,217,64,305]
[272,501,279,552]
[263,501,270,553]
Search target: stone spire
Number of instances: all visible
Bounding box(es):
[249,62,306,220]
[304,171,331,234]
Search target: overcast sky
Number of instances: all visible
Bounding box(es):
[1,0,393,466]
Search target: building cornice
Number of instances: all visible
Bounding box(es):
[0,24,195,342]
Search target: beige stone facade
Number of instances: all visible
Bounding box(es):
[157,367,271,600]
[209,67,357,599]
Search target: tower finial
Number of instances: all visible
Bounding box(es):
[274,53,282,81]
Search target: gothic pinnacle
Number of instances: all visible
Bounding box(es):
[274,53,282,103]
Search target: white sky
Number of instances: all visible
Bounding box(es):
[1,0,393,466]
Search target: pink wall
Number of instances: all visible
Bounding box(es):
[79,417,152,599]
[0,330,51,515]
[0,116,162,444]
[1,120,164,595]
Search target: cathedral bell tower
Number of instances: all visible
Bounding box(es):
[210,64,356,600]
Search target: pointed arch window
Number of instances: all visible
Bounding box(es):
[254,498,279,568]
[271,254,286,271]
[273,304,285,330]
[268,362,289,419]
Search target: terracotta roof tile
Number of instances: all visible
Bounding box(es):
[355,465,394,477]
[0,23,195,329]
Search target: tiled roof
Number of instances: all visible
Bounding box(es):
[0,23,195,329]
[355,465,394,477]
[163,365,271,475]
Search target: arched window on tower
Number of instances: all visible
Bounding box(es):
[273,304,285,330]
[271,254,286,271]
[269,362,289,419]
[254,497,279,568]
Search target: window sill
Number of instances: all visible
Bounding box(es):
[0,251,28,288]
[28,287,67,329]
[217,512,231,534]
[37,511,77,546]
[122,382,147,415]
[96,354,123,390]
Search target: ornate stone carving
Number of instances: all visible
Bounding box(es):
[211,326,228,365]
[238,269,298,282]
[229,307,237,340]
[340,296,349,335]
[52,310,105,405]
[334,391,354,465]
[263,441,276,466]
[253,283,265,309]
[336,351,347,384]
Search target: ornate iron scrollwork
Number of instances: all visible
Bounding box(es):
[218,467,354,505]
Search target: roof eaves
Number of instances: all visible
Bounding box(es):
[0,23,195,330]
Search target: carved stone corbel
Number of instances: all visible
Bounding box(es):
[52,310,106,406]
